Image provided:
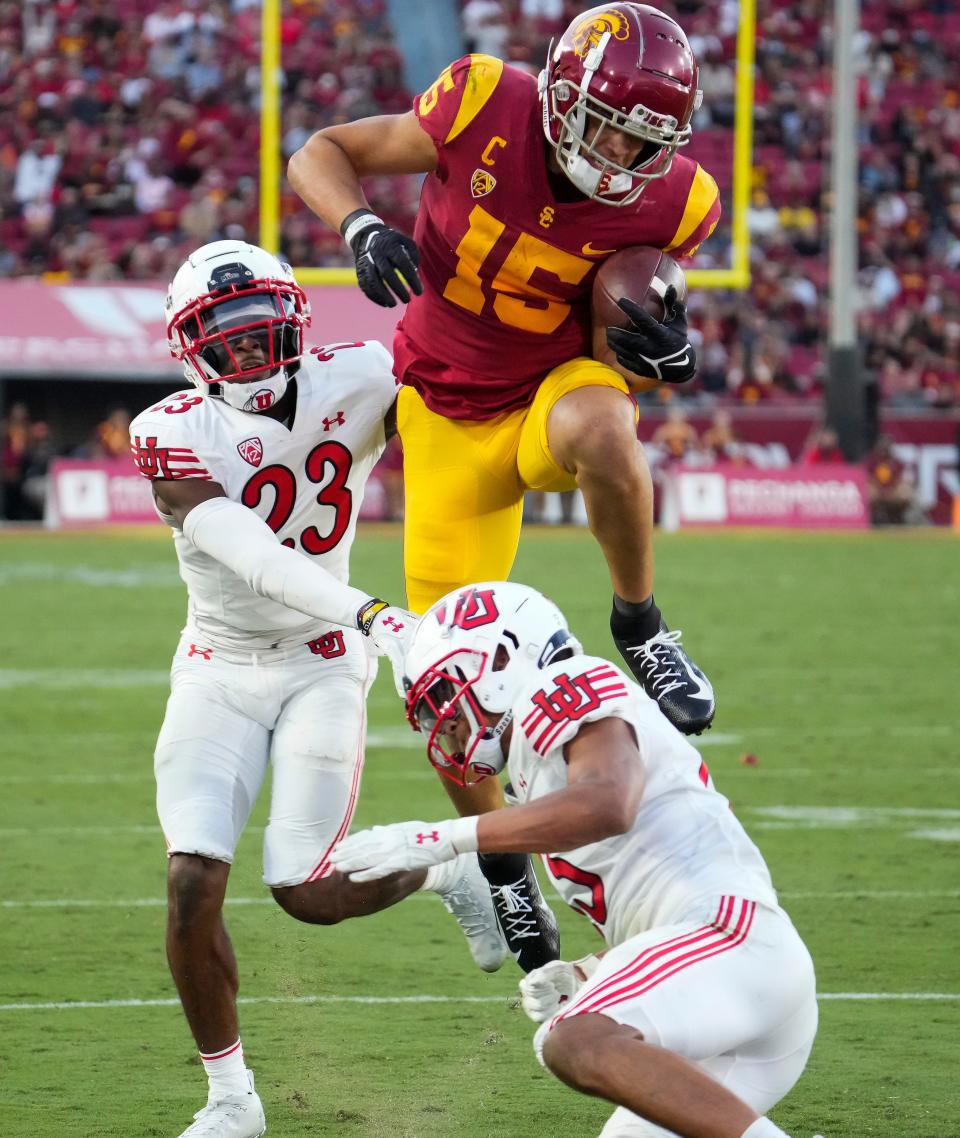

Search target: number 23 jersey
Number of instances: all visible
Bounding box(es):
[395,54,721,420]
[129,341,395,648]
[508,655,779,948]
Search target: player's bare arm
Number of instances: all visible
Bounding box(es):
[152,477,226,529]
[287,112,437,232]
[289,113,436,308]
[476,718,645,854]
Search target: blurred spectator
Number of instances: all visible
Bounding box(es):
[701,409,750,464]
[864,433,922,525]
[800,425,846,464]
[90,407,132,459]
[524,489,577,525]
[650,407,701,463]
[14,139,62,206]
[21,419,55,519]
[462,0,511,57]
[2,403,35,519]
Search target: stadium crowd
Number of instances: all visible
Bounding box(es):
[0,0,957,417]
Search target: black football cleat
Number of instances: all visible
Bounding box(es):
[612,618,715,735]
[478,850,560,974]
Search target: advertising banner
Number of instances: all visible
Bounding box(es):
[664,464,869,529]
[46,458,156,526]
[639,410,959,524]
[0,281,400,378]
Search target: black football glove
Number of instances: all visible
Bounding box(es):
[605,285,697,384]
[341,209,422,308]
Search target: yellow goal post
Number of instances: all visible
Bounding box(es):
[258,0,755,290]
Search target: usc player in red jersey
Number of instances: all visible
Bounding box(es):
[289,2,720,971]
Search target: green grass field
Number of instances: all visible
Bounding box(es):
[1,524,956,1138]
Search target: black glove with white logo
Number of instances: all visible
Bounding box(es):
[341,209,422,308]
[606,286,697,384]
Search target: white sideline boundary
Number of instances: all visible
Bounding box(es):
[1,991,957,1013]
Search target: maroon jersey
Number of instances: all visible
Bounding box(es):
[393,54,721,421]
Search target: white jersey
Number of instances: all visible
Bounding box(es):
[508,655,779,947]
[130,340,395,650]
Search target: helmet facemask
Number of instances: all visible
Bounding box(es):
[166,244,311,413]
[547,75,693,205]
[172,283,306,411]
[406,648,514,787]
[404,584,583,787]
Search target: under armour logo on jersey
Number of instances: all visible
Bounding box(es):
[187,644,214,660]
[237,437,263,467]
[381,615,405,632]
[416,830,440,844]
[323,411,346,431]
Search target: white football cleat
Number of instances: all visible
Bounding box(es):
[177,1069,266,1137]
[430,853,509,972]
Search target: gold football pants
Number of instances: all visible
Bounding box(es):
[397,357,631,613]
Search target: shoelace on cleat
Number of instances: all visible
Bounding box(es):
[625,629,688,697]
[493,881,543,940]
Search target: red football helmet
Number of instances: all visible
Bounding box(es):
[539,3,702,206]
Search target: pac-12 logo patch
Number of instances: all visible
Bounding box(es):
[237,437,263,467]
[471,169,497,198]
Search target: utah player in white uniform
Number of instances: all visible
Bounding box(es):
[332,582,821,1138]
[130,242,507,1138]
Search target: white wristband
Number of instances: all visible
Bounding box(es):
[342,212,384,248]
[448,815,480,855]
[182,496,372,629]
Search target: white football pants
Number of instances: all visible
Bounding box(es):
[537,898,818,1137]
[155,630,375,886]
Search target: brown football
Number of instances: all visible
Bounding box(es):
[592,246,687,328]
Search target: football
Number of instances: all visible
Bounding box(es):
[592,246,687,329]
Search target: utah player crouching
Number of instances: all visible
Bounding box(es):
[130,240,508,1138]
[332,582,821,1138]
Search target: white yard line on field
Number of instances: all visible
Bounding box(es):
[3,889,958,910]
[0,991,956,1013]
[0,669,169,689]
[5,806,960,840]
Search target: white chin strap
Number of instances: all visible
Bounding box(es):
[467,709,513,779]
[218,368,289,412]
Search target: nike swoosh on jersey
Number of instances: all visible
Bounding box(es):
[581,242,618,256]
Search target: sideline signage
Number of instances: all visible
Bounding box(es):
[662,464,869,529]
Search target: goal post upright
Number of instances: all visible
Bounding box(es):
[687,0,755,291]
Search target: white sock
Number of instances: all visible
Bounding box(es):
[740,1120,791,1138]
[200,1038,250,1099]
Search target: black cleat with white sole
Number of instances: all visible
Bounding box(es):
[612,618,715,735]
[478,850,560,974]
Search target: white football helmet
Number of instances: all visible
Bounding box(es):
[165,240,311,412]
[404,582,582,785]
